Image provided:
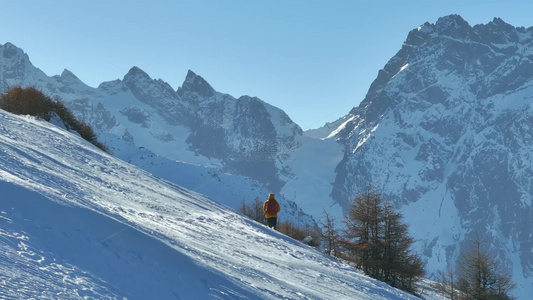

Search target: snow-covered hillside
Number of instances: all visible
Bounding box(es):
[0,42,318,228]
[0,111,448,299]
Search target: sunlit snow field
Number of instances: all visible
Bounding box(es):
[0,111,446,299]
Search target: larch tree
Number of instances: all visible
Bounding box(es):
[321,209,340,257]
[341,187,425,294]
[457,234,516,299]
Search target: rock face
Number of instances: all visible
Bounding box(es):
[175,70,302,191]
[331,15,533,296]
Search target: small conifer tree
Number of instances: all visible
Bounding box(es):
[341,187,425,294]
[456,234,516,299]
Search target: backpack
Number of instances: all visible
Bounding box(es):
[265,199,278,215]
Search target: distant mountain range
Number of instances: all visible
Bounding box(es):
[1,14,532,298]
[0,41,320,227]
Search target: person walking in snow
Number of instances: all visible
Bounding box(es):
[263,193,280,229]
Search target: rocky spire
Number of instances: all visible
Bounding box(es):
[177,70,215,99]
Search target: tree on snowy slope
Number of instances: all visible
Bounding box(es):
[0,86,108,152]
[456,235,516,299]
[340,188,425,294]
[437,264,459,300]
[321,209,340,257]
[238,197,266,225]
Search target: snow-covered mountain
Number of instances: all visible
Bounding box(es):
[329,15,533,298]
[0,42,321,227]
[0,110,450,299]
[1,13,531,298]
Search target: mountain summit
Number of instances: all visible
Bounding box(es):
[178,69,216,98]
[331,15,532,298]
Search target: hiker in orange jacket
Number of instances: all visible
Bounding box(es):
[263,193,280,229]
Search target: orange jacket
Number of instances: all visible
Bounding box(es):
[263,199,280,218]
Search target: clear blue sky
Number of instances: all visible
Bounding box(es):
[1,0,532,130]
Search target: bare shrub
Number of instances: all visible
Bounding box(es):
[0,86,108,152]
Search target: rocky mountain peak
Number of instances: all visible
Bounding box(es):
[404,22,434,47]
[60,69,78,79]
[473,17,526,44]
[121,66,179,106]
[488,17,513,29]
[434,14,475,39]
[331,16,533,297]
[345,14,533,132]
[1,42,27,59]
[123,66,151,84]
[178,70,215,99]
[54,69,86,86]
[0,42,49,91]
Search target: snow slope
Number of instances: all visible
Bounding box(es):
[0,110,446,299]
[280,135,345,224]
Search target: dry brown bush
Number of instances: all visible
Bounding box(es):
[0,86,108,152]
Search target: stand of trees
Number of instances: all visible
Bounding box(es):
[238,190,425,295]
[338,188,425,294]
[0,86,108,152]
[438,234,516,299]
[234,189,518,297]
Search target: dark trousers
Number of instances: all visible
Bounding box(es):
[266,217,277,229]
